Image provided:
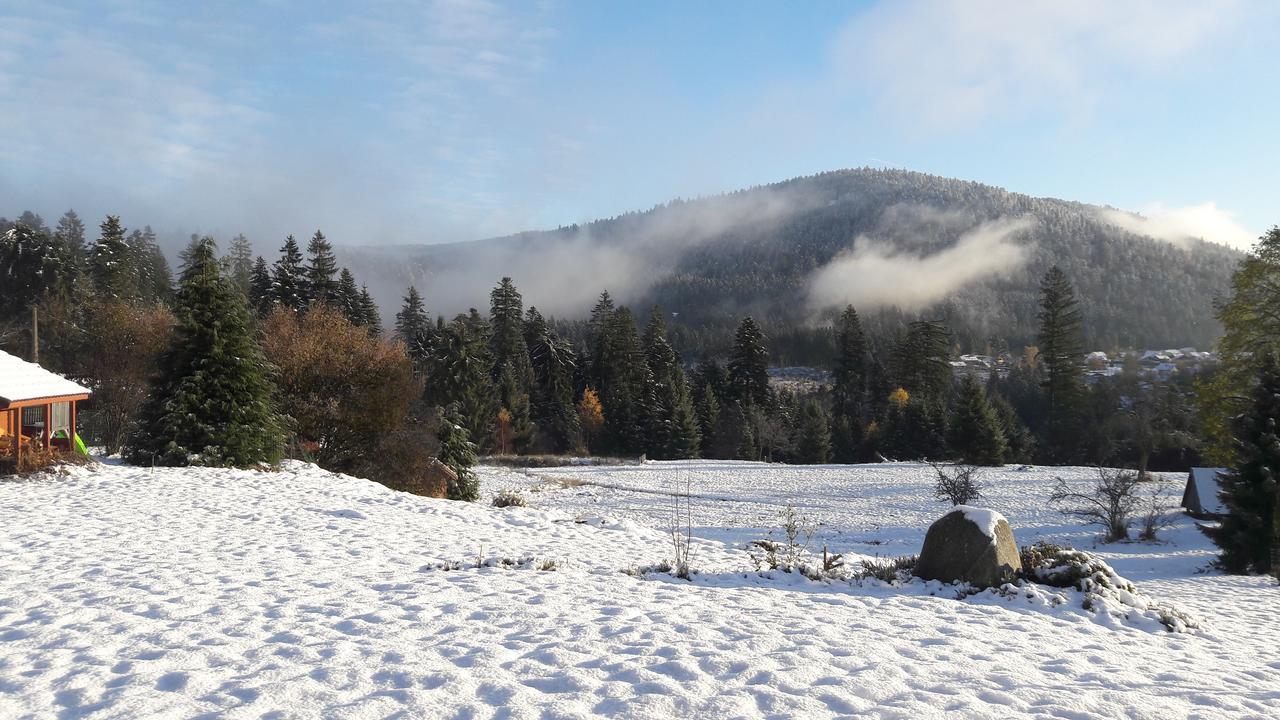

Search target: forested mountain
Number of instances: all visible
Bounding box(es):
[342,169,1242,365]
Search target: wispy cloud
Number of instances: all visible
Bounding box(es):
[805,215,1036,312]
[1098,202,1257,251]
[831,0,1246,131]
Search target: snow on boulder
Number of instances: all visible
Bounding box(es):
[914,506,1022,588]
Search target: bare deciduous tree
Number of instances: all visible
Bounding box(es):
[930,462,984,506]
[1050,467,1142,542]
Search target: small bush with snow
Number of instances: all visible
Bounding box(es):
[492,490,528,508]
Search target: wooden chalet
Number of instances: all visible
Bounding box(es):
[0,350,91,470]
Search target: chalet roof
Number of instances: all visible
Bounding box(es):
[0,351,91,405]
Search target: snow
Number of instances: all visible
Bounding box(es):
[0,350,90,403]
[1189,467,1228,515]
[950,504,1005,541]
[2,459,1279,718]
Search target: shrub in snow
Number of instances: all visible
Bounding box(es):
[492,490,528,508]
[1138,485,1178,542]
[748,504,815,573]
[1017,542,1198,633]
[1049,467,1141,542]
[930,463,983,506]
[855,555,917,583]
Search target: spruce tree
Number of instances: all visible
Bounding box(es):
[727,316,770,408]
[226,233,255,297]
[124,237,283,467]
[305,230,339,305]
[90,215,135,299]
[599,307,651,454]
[795,400,832,464]
[948,376,1008,466]
[336,268,361,324]
[1037,266,1086,461]
[992,394,1034,463]
[831,305,868,461]
[892,320,952,402]
[437,407,479,501]
[641,307,699,458]
[588,291,616,389]
[395,286,430,345]
[1203,353,1280,575]
[54,209,87,262]
[271,236,307,311]
[1,224,75,319]
[489,278,536,450]
[423,317,496,445]
[694,382,720,451]
[357,285,382,335]
[249,256,273,315]
[524,307,581,453]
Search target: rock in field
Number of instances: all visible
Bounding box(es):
[914,506,1022,588]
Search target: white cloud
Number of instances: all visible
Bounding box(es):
[805,216,1035,312]
[1098,202,1257,251]
[832,0,1245,130]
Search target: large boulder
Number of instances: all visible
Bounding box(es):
[914,506,1022,588]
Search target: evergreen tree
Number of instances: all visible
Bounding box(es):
[437,407,479,501]
[90,215,135,299]
[249,256,273,315]
[831,305,868,461]
[524,307,581,453]
[422,316,495,445]
[226,233,255,297]
[395,286,430,346]
[948,376,1008,466]
[727,316,770,407]
[124,237,283,467]
[270,235,307,311]
[694,381,720,451]
[709,400,754,460]
[336,268,361,324]
[587,291,616,389]
[794,400,832,464]
[892,320,952,402]
[304,230,339,305]
[642,307,699,458]
[1037,266,1086,461]
[128,226,171,304]
[992,394,1034,463]
[1197,227,1280,464]
[0,224,76,320]
[54,209,87,262]
[489,278,535,451]
[599,307,651,454]
[1202,353,1280,575]
[357,285,382,335]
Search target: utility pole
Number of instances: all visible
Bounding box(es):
[31,305,39,364]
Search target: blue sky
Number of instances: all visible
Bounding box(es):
[1,0,1275,249]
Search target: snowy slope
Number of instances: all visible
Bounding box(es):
[1,459,1278,719]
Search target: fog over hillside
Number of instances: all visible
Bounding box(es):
[339,168,1243,359]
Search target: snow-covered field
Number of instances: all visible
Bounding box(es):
[2,459,1278,718]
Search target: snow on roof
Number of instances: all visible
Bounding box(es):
[1189,468,1227,516]
[0,351,91,404]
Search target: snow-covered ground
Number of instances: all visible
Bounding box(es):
[2,459,1277,718]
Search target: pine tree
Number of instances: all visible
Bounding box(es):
[1,224,75,319]
[123,237,283,467]
[1202,353,1280,576]
[948,376,1008,466]
[727,316,770,408]
[588,291,616,389]
[249,256,273,315]
[1037,266,1086,461]
[709,400,754,460]
[270,236,307,311]
[357,285,382,335]
[226,233,255,297]
[336,268,361,324]
[437,407,479,501]
[693,381,720,450]
[422,316,495,445]
[90,215,135,299]
[490,278,535,451]
[54,209,87,262]
[305,230,339,305]
[794,400,832,464]
[992,394,1034,463]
